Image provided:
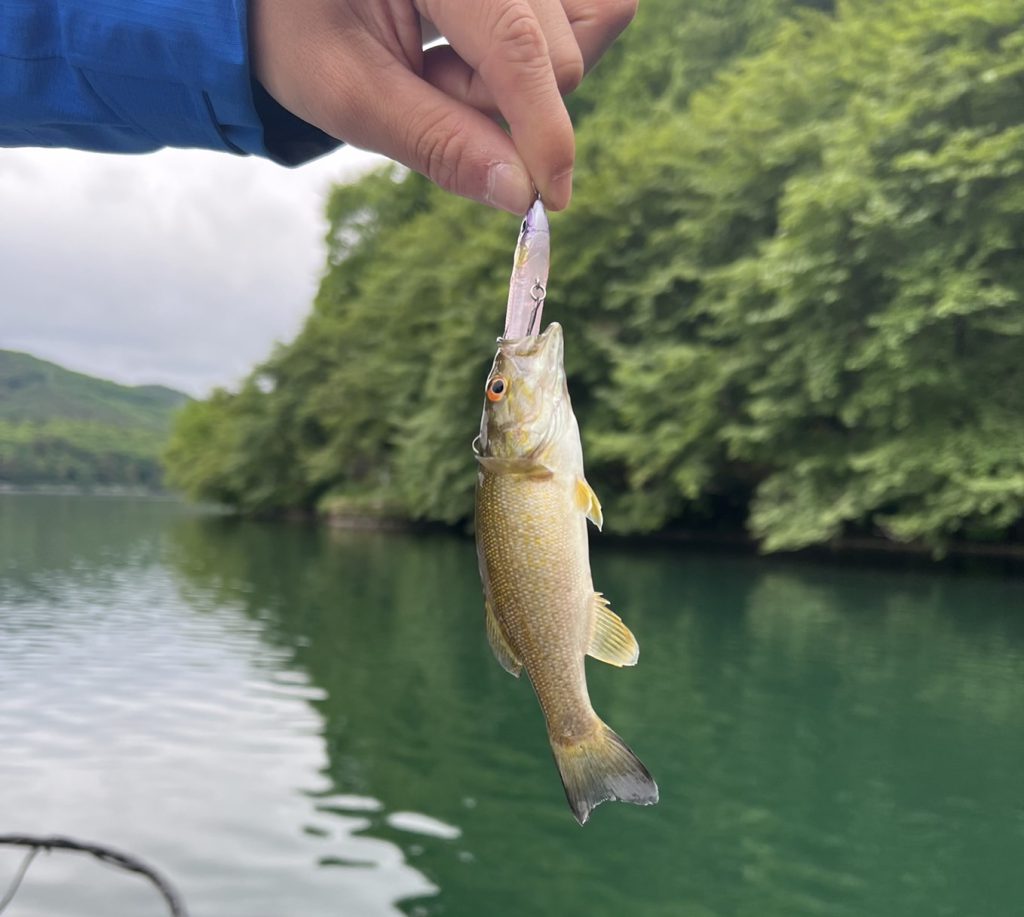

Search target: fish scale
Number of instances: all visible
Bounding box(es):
[474,321,658,824]
[476,470,595,741]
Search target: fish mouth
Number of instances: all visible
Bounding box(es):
[497,321,562,352]
[495,322,565,426]
[496,322,563,375]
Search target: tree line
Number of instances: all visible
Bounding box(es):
[0,419,168,489]
[165,0,1024,552]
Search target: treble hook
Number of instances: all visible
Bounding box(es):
[527,280,546,337]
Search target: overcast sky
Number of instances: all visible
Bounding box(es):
[0,144,387,397]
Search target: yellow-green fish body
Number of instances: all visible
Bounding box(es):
[474,322,658,824]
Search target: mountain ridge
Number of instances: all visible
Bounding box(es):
[0,350,190,489]
[0,349,190,429]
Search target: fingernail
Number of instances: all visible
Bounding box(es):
[548,167,573,211]
[485,162,532,214]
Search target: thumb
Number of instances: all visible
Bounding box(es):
[329,59,535,215]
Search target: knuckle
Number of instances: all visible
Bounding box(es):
[492,4,549,66]
[553,48,585,94]
[411,111,468,193]
[597,0,638,37]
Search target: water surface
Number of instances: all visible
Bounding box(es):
[1,493,1022,916]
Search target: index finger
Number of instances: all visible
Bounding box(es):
[419,0,575,209]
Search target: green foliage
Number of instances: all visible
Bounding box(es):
[0,419,167,487]
[167,0,1024,551]
[0,351,188,488]
[0,350,187,429]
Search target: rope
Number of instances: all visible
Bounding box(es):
[0,847,38,914]
[0,835,188,917]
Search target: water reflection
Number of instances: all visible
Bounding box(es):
[595,546,1024,917]
[0,494,438,917]
[165,515,525,915]
[168,513,1024,917]
[2,494,1024,917]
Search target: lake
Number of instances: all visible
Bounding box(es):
[1,493,1022,916]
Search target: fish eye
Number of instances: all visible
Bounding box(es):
[486,376,507,402]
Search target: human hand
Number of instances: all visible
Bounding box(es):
[249,0,636,213]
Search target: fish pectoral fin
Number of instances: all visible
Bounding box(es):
[485,599,522,678]
[574,478,604,531]
[587,593,639,667]
[476,456,553,478]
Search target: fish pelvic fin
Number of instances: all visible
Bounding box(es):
[485,599,522,677]
[551,720,658,826]
[574,477,603,530]
[588,593,639,667]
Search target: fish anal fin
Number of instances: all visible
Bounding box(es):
[588,593,639,667]
[574,478,603,530]
[551,719,658,825]
[485,599,522,677]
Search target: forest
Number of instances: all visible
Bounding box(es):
[165,0,1024,552]
[0,350,186,489]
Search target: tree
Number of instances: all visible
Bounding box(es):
[165,0,1024,552]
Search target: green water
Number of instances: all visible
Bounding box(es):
[1,493,1022,917]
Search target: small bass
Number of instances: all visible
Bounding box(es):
[473,321,658,824]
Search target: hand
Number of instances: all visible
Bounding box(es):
[249,0,637,213]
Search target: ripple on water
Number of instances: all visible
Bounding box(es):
[0,530,437,917]
[6,494,1024,917]
[385,811,463,840]
[315,794,386,813]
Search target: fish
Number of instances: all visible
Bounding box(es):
[473,321,659,824]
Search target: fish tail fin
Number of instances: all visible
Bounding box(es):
[550,720,658,825]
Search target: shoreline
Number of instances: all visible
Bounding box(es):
[322,509,1024,572]
[5,488,1022,570]
[0,484,175,499]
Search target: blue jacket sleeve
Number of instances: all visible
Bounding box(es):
[0,0,340,165]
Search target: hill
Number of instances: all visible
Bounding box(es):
[0,350,190,489]
[0,350,187,429]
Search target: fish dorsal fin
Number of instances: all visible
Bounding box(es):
[574,478,604,530]
[477,456,553,478]
[588,593,639,667]
[485,599,522,677]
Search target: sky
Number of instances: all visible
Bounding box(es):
[0,144,387,397]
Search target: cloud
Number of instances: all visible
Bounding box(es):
[0,145,386,396]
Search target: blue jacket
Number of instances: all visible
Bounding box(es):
[0,0,339,165]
